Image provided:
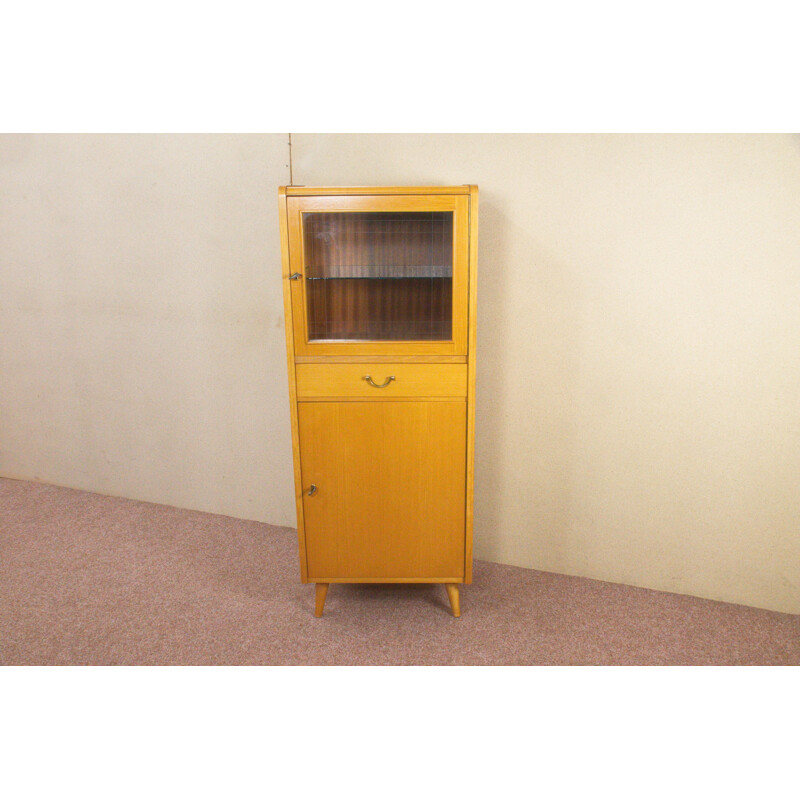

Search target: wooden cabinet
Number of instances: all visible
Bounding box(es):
[279,186,478,617]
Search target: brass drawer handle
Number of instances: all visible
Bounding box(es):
[363,375,396,388]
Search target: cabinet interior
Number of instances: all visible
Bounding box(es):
[302,211,454,341]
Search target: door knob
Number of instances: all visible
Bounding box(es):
[307,484,317,496]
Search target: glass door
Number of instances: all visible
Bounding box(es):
[287,194,469,356]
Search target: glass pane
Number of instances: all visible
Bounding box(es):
[303,211,453,341]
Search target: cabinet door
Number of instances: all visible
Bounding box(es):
[298,401,467,580]
[287,194,470,356]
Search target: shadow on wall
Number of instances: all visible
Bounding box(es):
[472,193,582,571]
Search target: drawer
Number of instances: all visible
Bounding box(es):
[296,363,467,399]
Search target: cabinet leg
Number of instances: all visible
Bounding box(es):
[315,583,329,617]
[445,583,461,617]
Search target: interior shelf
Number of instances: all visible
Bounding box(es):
[306,274,451,281]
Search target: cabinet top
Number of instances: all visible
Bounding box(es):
[280,185,476,197]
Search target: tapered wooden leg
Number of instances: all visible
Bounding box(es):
[314,583,329,617]
[445,583,461,617]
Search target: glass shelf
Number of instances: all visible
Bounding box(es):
[307,268,451,280]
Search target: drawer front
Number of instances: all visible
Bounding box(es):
[296,363,467,399]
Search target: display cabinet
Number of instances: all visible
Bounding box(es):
[278,186,477,617]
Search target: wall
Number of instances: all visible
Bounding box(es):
[293,134,800,614]
[0,134,296,525]
[2,133,799,614]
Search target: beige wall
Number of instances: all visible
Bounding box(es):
[0,134,296,525]
[293,134,800,614]
[2,133,799,613]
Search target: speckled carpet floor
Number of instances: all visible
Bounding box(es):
[1,478,798,665]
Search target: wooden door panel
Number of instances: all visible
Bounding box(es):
[298,401,467,580]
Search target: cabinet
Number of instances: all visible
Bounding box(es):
[278,186,478,617]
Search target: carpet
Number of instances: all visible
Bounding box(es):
[1,478,797,665]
